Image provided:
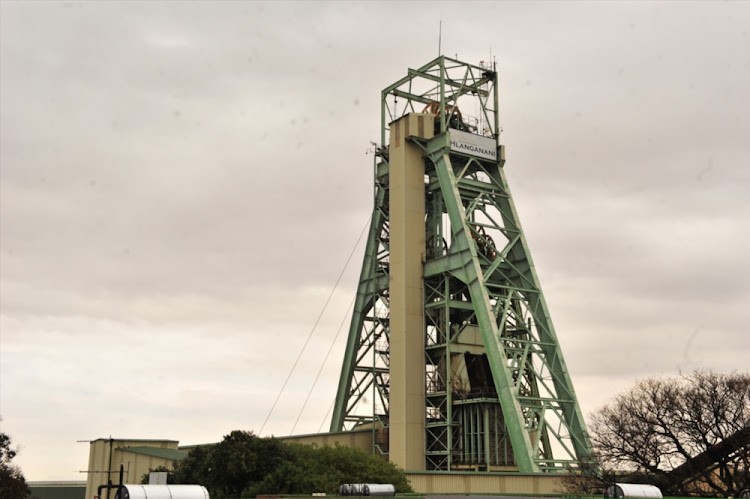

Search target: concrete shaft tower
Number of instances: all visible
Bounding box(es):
[331,57,593,474]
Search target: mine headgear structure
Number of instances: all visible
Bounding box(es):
[331,56,593,473]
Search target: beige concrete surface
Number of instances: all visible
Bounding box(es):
[388,113,433,471]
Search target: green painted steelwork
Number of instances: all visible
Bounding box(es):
[331,56,593,473]
[330,148,391,457]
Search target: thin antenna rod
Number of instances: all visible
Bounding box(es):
[438,20,442,56]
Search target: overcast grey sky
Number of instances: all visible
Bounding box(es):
[1,0,748,481]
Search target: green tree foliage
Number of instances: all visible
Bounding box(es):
[245,443,412,497]
[167,430,412,498]
[170,431,289,498]
[0,432,30,499]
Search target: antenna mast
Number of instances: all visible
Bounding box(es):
[438,20,442,55]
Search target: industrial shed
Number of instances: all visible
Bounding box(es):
[85,438,188,499]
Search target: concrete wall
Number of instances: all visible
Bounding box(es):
[388,113,433,471]
[278,428,372,454]
[405,471,565,494]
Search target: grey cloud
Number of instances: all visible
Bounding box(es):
[1,0,748,481]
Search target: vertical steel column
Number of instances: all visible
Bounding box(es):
[484,405,491,468]
[445,277,453,470]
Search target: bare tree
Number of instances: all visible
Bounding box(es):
[588,371,750,497]
[0,432,30,499]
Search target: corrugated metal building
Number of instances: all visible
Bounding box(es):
[85,438,188,499]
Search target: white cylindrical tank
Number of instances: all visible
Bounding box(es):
[605,483,662,499]
[116,485,209,499]
[362,484,395,497]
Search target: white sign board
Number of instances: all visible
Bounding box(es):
[149,472,168,485]
[449,129,497,161]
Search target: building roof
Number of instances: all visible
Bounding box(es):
[28,481,87,487]
[178,443,211,451]
[278,427,372,440]
[89,437,179,444]
[177,428,373,450]
[118,446,188,461]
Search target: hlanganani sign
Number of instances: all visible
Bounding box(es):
[449,129,497,161]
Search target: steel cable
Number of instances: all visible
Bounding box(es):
[258,217,369,436]
[290,294,355,435]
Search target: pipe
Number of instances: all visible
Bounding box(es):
[98,464,124,499]
[98,484,122,499]
[107,438,114,499]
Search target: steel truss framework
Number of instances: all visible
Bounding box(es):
[331,56,593,473]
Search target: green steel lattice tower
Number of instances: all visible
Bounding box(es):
[330,56,593,474]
